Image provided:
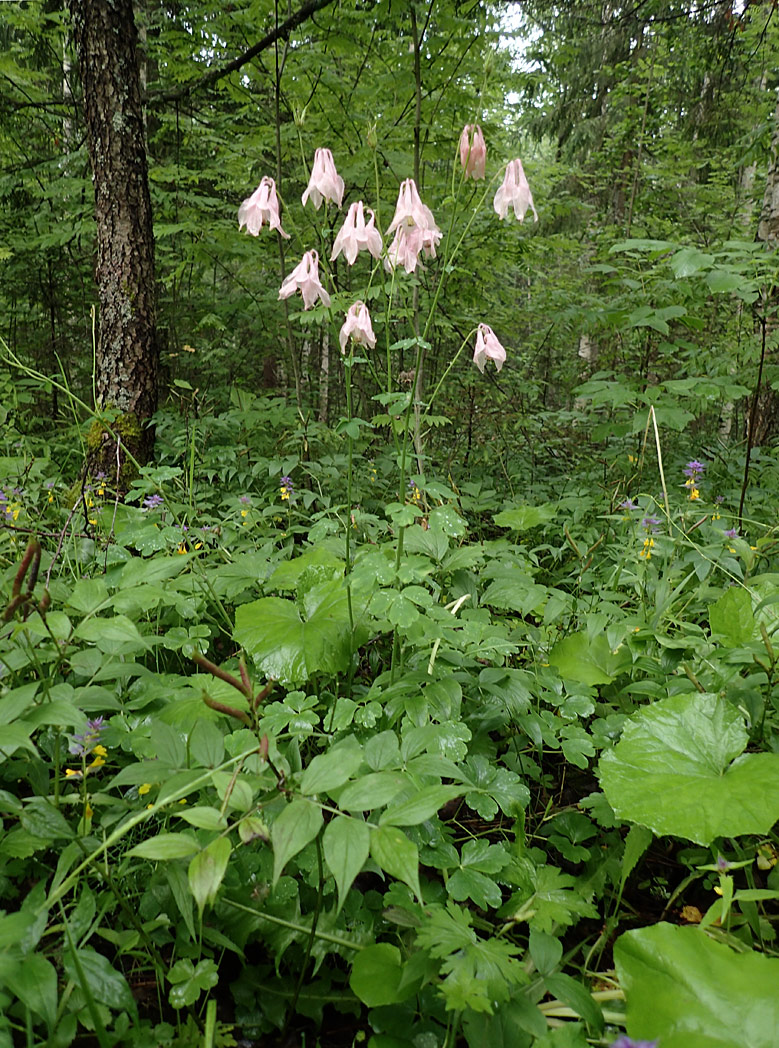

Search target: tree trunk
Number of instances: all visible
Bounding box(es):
[69,0,159,470]
[750,92,779,446]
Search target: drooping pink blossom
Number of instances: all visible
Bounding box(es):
[339,301,376,354]
[493,158,538,223]
[473,323,506,373]
[301,148,345,209]
[385,179,441,273]
[459,125,486,180]
[238,177,290,238]
[331,201,383,265]
[278,250,331,310]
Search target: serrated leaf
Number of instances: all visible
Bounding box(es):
[615,923,779,1047]
[598,692,779,844]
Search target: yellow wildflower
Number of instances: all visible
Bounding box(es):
[138,783,152,796]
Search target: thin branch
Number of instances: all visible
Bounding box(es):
[147,0,336,106]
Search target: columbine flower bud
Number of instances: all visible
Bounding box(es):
[459,125,486,180]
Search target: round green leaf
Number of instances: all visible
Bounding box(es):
[234,580,354,684]
[350,943,404,1007]
[615,923,779,1047]
[598,693,779,844]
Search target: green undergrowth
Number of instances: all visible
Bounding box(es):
[1,398,778,1048]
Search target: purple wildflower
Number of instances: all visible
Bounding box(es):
[715,495,724,504]
[716,855,731,872]
[69,717,106,757]
[641,516,661,532]
[611,1038,659,1048]
[683,459,705,479]
[280,476,294,489]
[619,498,637,511]
[724,528,738,540]
[142,493,164,511]
[239,495,251,504]
[95,471,107,481]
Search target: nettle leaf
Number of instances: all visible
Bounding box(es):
[234,579,357,684]
[615,923,779,1047]
[272,799,323,883]
[598,692,779,845]
[323,815,370,915]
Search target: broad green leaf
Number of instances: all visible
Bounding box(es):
[62,947,134,1012]
[350,944,404,1007]
[379,785,462,827]
[338,772,408,811]
[709,586,755,645]
[615,923,779,1047]
[176,807,228,831]
[300,739,364,795]
[370,825,422,901]
[493,504,556,531]
[323,816,370,914]
[6,954,58,1030]
[706,268,743,293]
[548,632,624,686]
[271,799,323,883]
[267,547,344,592]
[187,837,231,914]
[670,246,713,277]
[598,693,779,844]
[74,614,150,655]
[129,833,200,860]
[234,580,354,684]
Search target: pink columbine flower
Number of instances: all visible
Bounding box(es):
[459,124,486,180]
[385,179,441,273]
[339,301,376,354]
[238,177,290,238]
[301,148,345,209]
[494,158,538,223]
[331,201,383,265]
[473,324,506,373]
[278,250,331,310]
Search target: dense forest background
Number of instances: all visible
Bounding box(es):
[4,0,779,483]
[2,3,779,1048]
